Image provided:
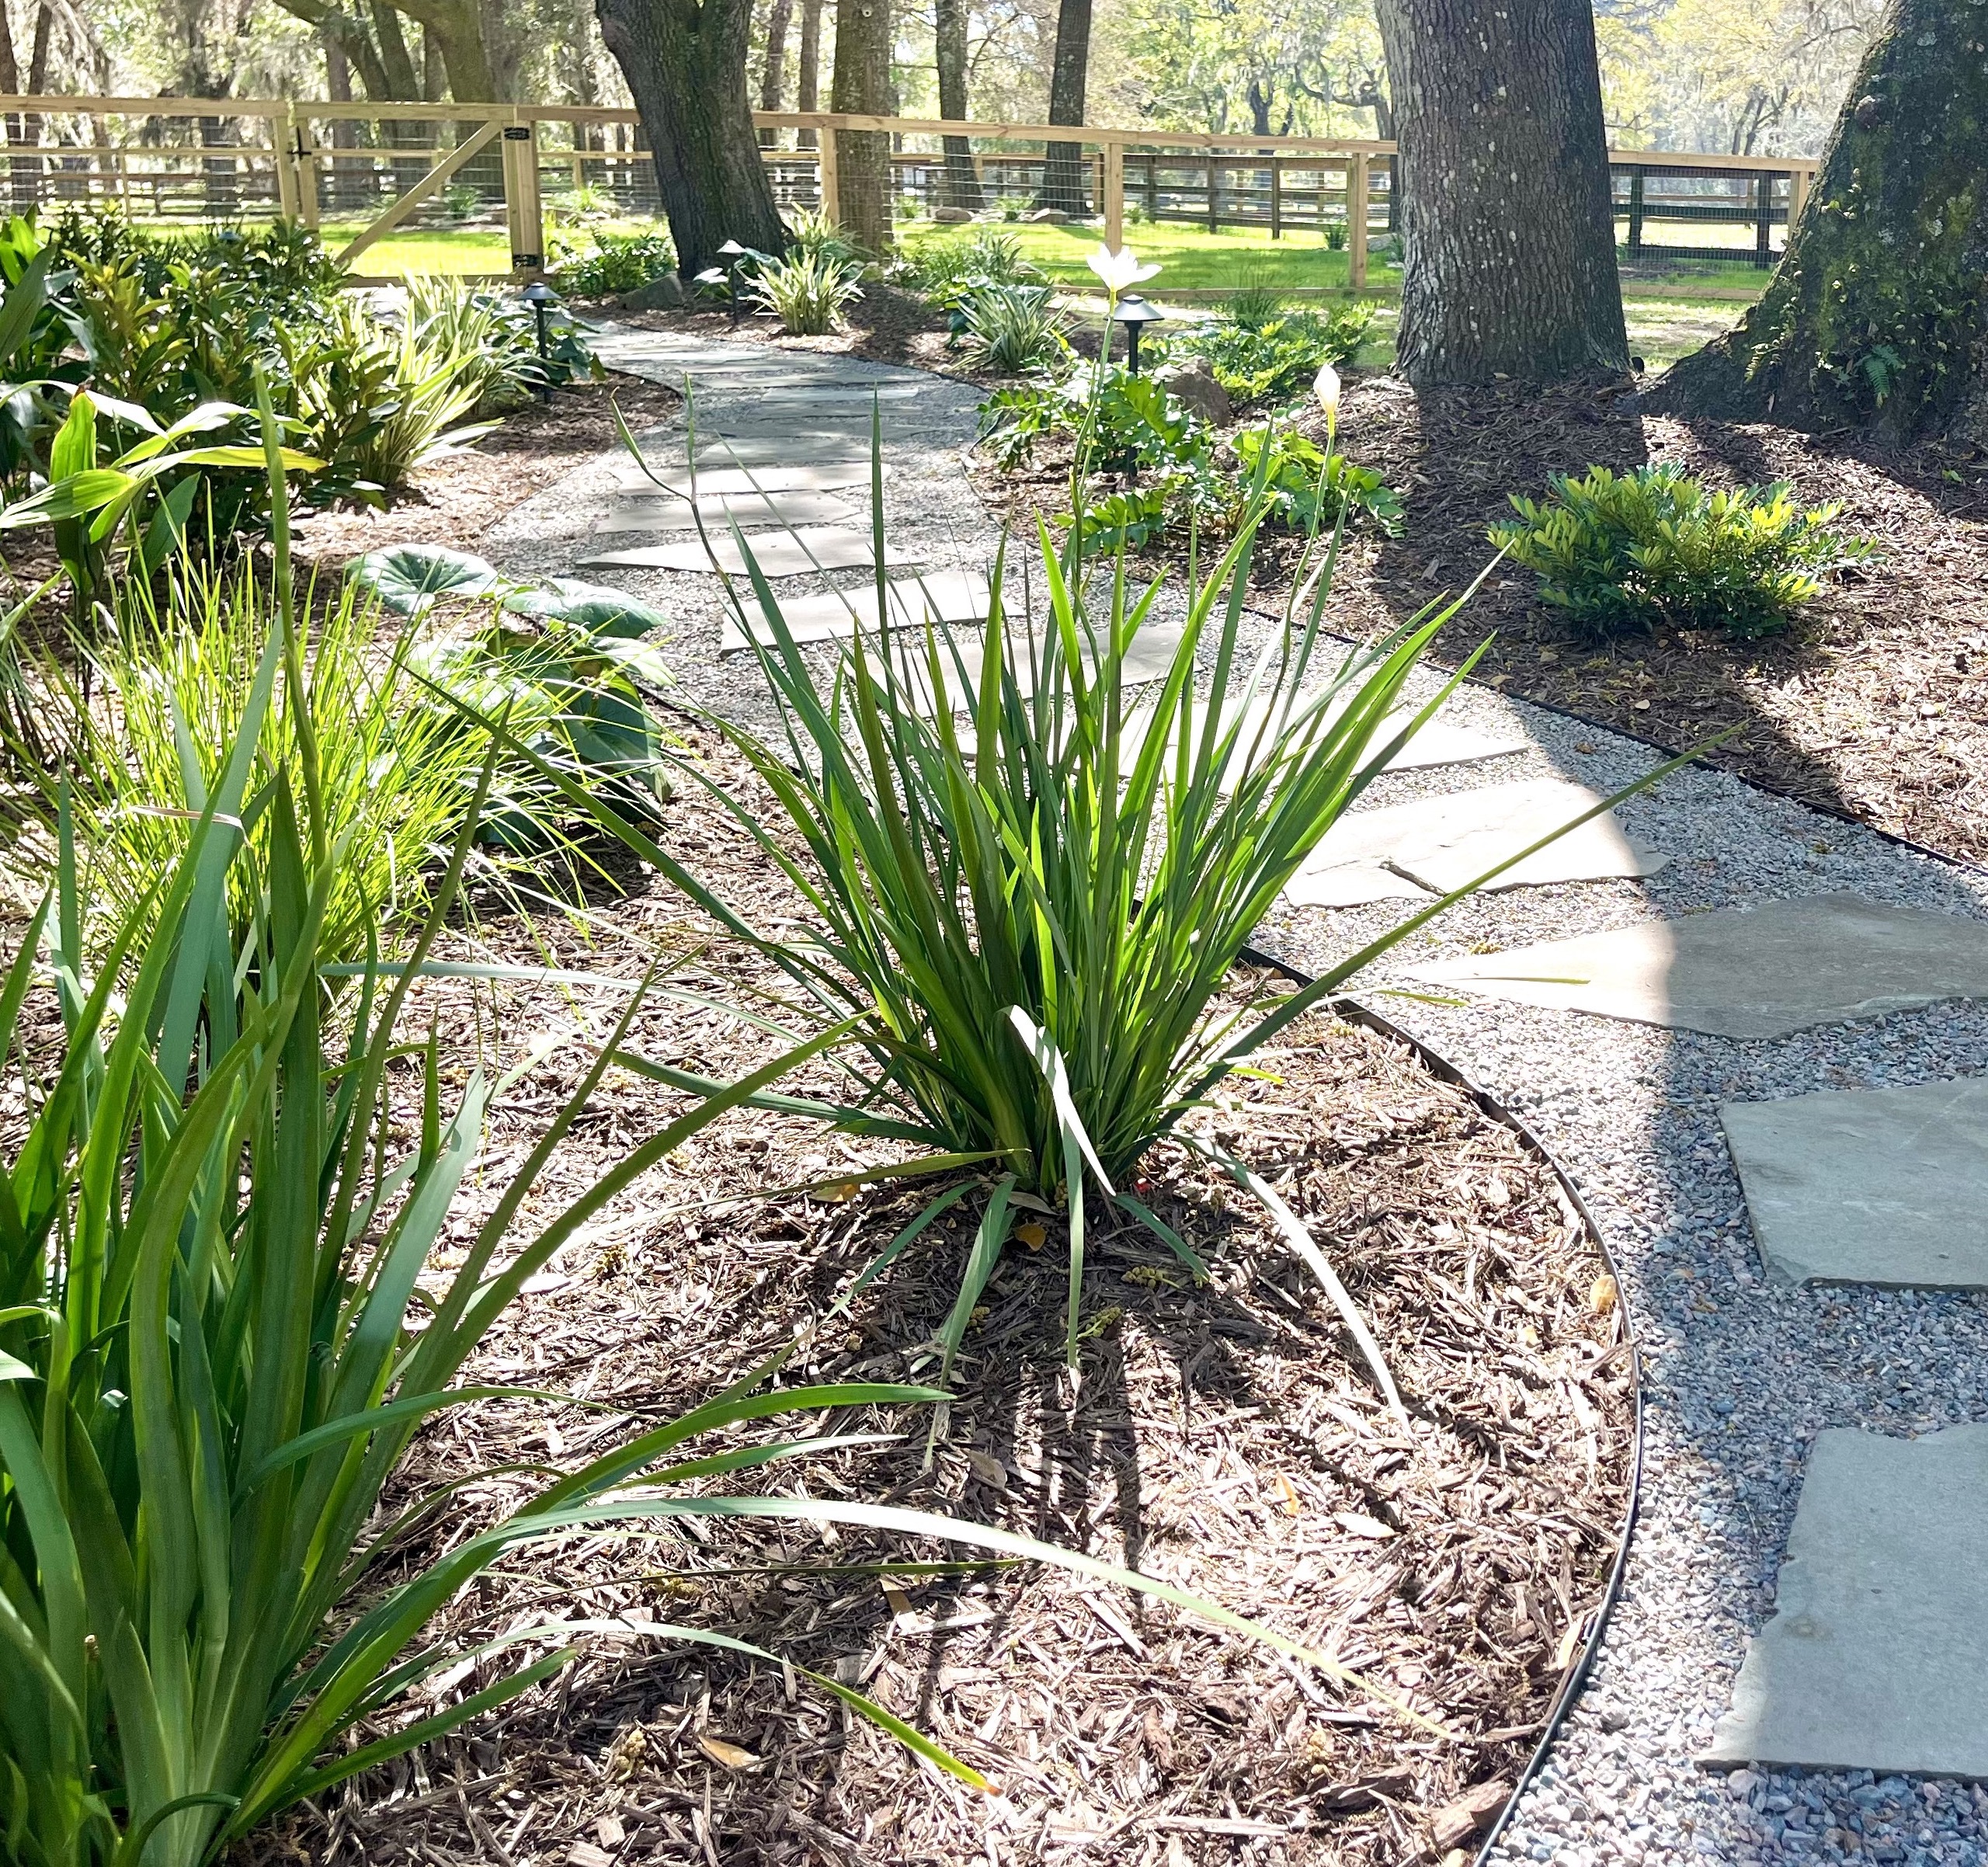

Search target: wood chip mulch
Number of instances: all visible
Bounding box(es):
[1269,374,1988,867]
[247,720,1633,1867]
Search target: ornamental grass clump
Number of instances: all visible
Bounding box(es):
[534,266,1691,1406]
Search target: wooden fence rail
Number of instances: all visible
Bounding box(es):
[0,94,1819,288]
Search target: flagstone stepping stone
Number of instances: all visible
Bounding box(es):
[753,383,937,403]
[1705,1425,1988,1778]
[1284,778,1665,910]
[593,492,861,534]
[610,464,881,499]
[584,527,915,577]
[891,617,1189,714]
[720,571,992,651]
[1411,893,1988,1038]
[628,436,892,469]
[1722,1077,1988,1288]
[1130,692,1531,792]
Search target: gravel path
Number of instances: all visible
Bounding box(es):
[492,332,1988,1867]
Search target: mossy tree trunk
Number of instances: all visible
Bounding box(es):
[1037,0,1093,216]
[935,0,985,210]
[1375,0,1628,386]
[1655,0,1988,440]
[599,0,790,275]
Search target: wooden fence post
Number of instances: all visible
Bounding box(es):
[1788,164,1809,236]
[501,117,545,276]
[1269,156,1281,239]
[1103,136,1124,249]
[273,101,300,220]
[1205,154,1219,232]
[818,120,840,224]
[1347,151,1368,290]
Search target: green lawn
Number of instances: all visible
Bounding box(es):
[902,217,1402,294]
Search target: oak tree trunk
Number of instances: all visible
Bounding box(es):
[1375,0,1627,385]
[1654,0,1988,440]
[830,0,891,251]
[795,0,822,146]
[1037,0,1092,215]
[934,0,982,210]
[599,0,789,274]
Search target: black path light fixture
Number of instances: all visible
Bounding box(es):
[520,279,558,403]
[1111,293,1166,374]
[718,238,749,325]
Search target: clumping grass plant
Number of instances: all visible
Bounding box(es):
[746,245,865,335]
[540,254,1692,1405]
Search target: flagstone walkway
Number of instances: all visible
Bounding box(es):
[490,330,1988,1867]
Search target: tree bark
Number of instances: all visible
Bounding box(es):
[829,0,890,249]
[1654,0,1988,441]
[1037,0,1092,215]
[367,0,496,99]
[1375,0,1627,385]
[758,0,794,144]
[795,0,822,145]
[598,0,788,273]
[933,0,982,209]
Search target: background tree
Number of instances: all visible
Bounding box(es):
[757,0,794,143]
[795,0,824,143]
[1376,0,1628,384]
[598,0,788,271]
[935,0,985,207]
[830,0,891,248]
[1656,0,1988,439]
[1036,0,1092,212]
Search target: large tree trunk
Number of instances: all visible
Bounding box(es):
[758,0,794,146]
[829,0,890,249]
[933,0,982,210]
[1375,0,1627,385]
[1037,0,1091,215]
[598,0,787,274]
[1655,0,1988,440]
[795,0,822,147]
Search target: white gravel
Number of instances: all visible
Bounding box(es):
[493,334,1988,1867]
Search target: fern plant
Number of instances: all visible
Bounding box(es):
[1493,463,1877,640]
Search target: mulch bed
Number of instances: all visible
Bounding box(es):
[1264,375,1988,866]
[249,720,1634,1867]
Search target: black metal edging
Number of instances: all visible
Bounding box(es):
[1235,940,1646,1865]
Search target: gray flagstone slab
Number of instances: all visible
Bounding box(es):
[583,527,915,576]
[610,464,881,499]
[1722,1077,1988,1288]
[1284,778,1664,910]
[592,491,861,534]
[1410,892,1988,1038]
[887,619,1187,714]
[1705,1425,1988,1778]
[720,570,992,651]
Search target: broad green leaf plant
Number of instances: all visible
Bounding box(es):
[495,254,1698,1403]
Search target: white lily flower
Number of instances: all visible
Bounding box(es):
[1085,245,1162,294]
[1313,360,1342,426]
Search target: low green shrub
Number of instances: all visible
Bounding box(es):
[959,280,1067,373]
[1490,463,1879,639]
[1162,303,1375,406]
[783,206,861,265]
[552,228,677,296]
[1224,271,1286,326]
[1230,423,1404,535]
[747,245,864,334]
[896,225,1044,311]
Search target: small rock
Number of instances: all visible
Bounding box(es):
[617,273,683,311]
[931,205,975,223]
[1158,360,1232,426]
[1026,207,1069,223]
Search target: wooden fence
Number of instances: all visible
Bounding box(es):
[0,94,1819,289]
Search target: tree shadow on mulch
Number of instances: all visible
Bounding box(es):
[1300,372,1988,860]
